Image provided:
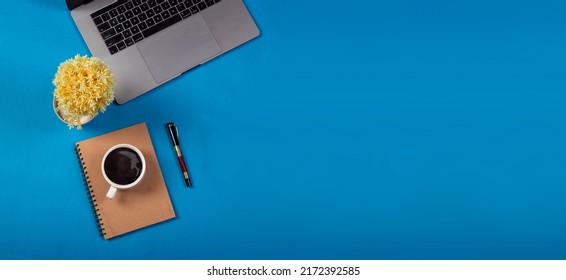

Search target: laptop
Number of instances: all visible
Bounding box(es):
[66,0,259,104]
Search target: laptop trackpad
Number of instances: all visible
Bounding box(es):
[138,15,221,83]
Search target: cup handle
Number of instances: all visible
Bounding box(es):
[106,186,117,199]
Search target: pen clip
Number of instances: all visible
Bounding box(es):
[167,122,180,146]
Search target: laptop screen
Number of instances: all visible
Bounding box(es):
[67,0,92,10]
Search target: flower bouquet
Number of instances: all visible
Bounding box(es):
[53,55,115,129]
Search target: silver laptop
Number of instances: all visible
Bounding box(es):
[66,0,259,104]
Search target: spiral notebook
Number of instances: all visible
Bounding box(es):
[75,122,175,239]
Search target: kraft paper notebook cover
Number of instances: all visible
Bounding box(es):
[75,122,175,239]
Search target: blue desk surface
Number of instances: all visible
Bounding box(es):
[1,0,565,260]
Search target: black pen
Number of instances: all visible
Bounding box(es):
[167,122,192,187]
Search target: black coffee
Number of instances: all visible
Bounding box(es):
[104,147,143,185]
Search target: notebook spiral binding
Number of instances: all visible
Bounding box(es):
[75,144,107,238]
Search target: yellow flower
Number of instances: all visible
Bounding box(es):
[53,55,115,129]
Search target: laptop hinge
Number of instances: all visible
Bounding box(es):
[66,0,93,10]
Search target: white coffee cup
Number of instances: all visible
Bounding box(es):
[101,144,146,199]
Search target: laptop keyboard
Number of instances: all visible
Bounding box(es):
[91,0,221,55]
